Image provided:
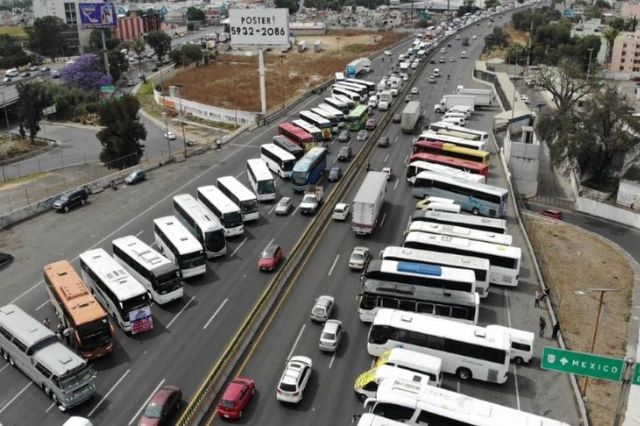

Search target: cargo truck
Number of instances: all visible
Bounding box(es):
[346,58,371,77]
[352,172,387,236]
[378,90,393,111]
[300,185,324,215]
[455,86,494,108]
[434,94,475,114]
[401,101,422,134]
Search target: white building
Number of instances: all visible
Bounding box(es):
[32,0,91,52]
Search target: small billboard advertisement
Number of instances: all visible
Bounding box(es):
[79,3,117,29]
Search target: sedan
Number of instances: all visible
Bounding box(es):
[319,320,344,352]
[164,132,176,140]
[275,197,293,215]
[449,56,455,62]
[377,136,390,147]
[310,295,334,322]
[349,246,370,270]
[217,377,256,420]
[0,252,14,271]
[404,94,413,103]
[328,166,343,182]
[125,170,145,185]
[356,130,368,141]
[338,130,350,143]
[540,209,563,220]
[410,86,419,94]
[138,385,182,426]
[258,243,284,272]
[332,202,350,221]
[365,118,376,130]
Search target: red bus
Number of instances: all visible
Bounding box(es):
[409,152,489,177]
[413,140,490,165]
[278,123,316,152]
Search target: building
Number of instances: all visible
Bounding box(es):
[32,0,91,52]
[115,12,161,42]
[617,166,640,209]
[571,19,607,64]
[610,30,640,76]
[620,2,640,19]
[289,22,326,36]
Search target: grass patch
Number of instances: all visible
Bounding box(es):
[0,137,48,162]
[344,43,368,53]
[137,81,165,122]
[0,26,28,40]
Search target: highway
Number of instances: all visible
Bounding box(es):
[0,5,579,426]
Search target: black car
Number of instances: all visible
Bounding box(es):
[328,167,343,182]
[378,137,390,147]
[337,146,352,162]
[0,253,14,271]
[52,188,88,213]
[125,170,146,185]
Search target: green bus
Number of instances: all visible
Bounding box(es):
[348,105,369,131]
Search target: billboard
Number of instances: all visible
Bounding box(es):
[229,8,289,48]
[79,3,117,29]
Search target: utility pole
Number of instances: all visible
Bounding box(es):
[101,30,111,79]
[525,6,534,73]
[1,92,11,141]
[172,84,188,158]
[586,48,594,81]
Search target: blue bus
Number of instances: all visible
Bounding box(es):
[291,147,328,192]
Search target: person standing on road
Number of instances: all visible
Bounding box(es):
[42,317,51,329]
[539,317,546,338]
[552,321,560,340]
[534,290,541,307]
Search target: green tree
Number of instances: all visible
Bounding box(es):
[603,27,620,64]
[457,0,480,17]
[145,30,172,63]
[0,34,31,69]
[168,48,183,65]
[181,44,203,65]
[274,0,298,14]
[130,37,146,76]
[485,0,500,9]
[583,5,602,19]
[484,27,508,50]
[186,6,205,22]
[16,81,51,142]
[27,16,65,59]
[88,29,119,53]
[107,49,129,81]
[97,95,147,170]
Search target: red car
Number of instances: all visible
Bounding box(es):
[365,118,377,130]
[217,377,256,420]
[138,385,182,426]
[540,209,563,220]
[258,243,284,272]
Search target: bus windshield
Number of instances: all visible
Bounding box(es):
[238,199,258,215]
[58,365,96,390]
[155,268,183,294]
[122,294,150,313]
[76,319,112,350]
[204,229,226,253]
[292,171,308,186]
[222,211,243,227]
[179,251,206,271]
[258,179,275,194]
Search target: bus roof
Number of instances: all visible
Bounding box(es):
[43,260,107,326]
[261,143,296,161]
[407,222,513,245]
[379,347,443,372]
[79,248,148,300]
[410,152,488,175]
[417,131,486,150]
[247,158,274,181]
[415,140,488,158]
[404,231,521,259]
[300,110,331,125]
[368,259,476,284]
[197,185,241,215]
[34,341,88,377]
[293,147,327,172]
[411,210,507,232]
[380,246,490,271]
[408,161,485,184]
[415,171,508,197]
[349,104,369,117]
[153,216,205,254]
[112,235,176,273]
[356,414,405,426]
[0,303,57,351]
[217,176,258,202]
[363,280,479,306]
[173,194,224,232]
[429,121,489,138]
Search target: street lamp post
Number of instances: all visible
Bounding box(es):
[161,111,170,161]
[336,37,341,55]
[1,92,10,141]
[587,48,594,81]
[172,84,188,159]
[279,54,286,110]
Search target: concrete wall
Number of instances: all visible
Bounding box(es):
[504,127,540,197]
[576,196,640,229]
[617,179,640,209]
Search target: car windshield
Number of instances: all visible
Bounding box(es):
[351,253,364,261]
[143,403,163,418]
[59,194,69,201]
[322,332,336,340]
[313,306,326,315]
[262,246,277,257]
[220,399,236,409]
[278,198,290,207]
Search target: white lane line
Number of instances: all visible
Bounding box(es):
[292,204,301,216]
[35,299,50,311]
[286,324,306,361]
[265,238,275,250]
[88,369,131,417]
[235,170,246,178]
[404,154,410,165]
[379,212,387,228]
[13,133,266,305]
[328,255,340,276]
[393,179,399,191]
[231,238,247,257]
[166,295,196,329]
[370,358,376,368]
[384,153,389,163]
[329,352,337,369]
[135,230,144,237]
[504,289,521,410]
[203,298,228,330]
[128,378,166,425]
[394,136,399,144]
[0,363,9,374]
[0,382,32,414]
[44,401,55,413]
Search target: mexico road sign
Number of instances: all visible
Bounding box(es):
[633,363,640,385]
[542,347,624,382]
[229,8,289,48]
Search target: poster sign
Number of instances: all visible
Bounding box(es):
[79,3,117,29]
[229,8,289,47]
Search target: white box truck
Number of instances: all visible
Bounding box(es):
[352,172,387,236]
[456,86,494,107]
[434,94,475,114]
[297,40,308,52]
[346,57,371,77]
[401,101,422,134]
[378,90,393,110]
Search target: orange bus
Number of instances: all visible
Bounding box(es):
[43,260,114,359]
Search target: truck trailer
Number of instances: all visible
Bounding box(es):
[352,172,387,236]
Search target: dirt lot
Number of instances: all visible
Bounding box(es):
[0,137,48,162]
[480,24,529,61]
[165,30,405,112]
[525,214,634,426]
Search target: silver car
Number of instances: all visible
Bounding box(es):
[310,295,334,322]
[349,247,370,270]
[275,197,293,215]
[319,320,343,352]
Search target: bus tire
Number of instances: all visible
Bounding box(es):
[456,367,472,381]
[514,356,524,365]
[471,207,479,215]
[1,348,6,361]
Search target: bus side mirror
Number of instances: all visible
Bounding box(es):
[363,398,375,409]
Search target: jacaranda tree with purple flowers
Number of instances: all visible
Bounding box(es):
[61,54,112,92]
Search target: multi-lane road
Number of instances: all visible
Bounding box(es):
[0,6,579,426]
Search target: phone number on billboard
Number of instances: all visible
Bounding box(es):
[230,26,287,36]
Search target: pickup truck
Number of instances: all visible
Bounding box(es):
[300,185,324,215]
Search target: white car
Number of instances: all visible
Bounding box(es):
[349,246,370,270]
[319,320,343,352]
[164,132,176,140]
[276,356,313,404]
[310,295,335,322]
[384,50,392,56]
[382,167,392,180]
[521,94,530,105]
[332,203,350,221]
[410,87,419,94]
[368,95,378,108]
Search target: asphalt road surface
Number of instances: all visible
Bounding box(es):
[0,5,579,426]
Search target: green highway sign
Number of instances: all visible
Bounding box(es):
[541,347,624,382]
[633,363,640,385]
[100,85,116,94]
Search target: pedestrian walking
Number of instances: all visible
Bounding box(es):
[55,323,64,340]
[63,327,74,346]
[42,317,51,329]
[539,317,546,338]
[552,321,560,340]
[534,290,541,308]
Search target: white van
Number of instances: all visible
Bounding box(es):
[368,95,378,108]
[447,105,473,118]
[493,326,534,364]
[461,50,468,58]
[441,116,466,126]
[354,365,431,400]
[443,111,467,126]
[416,200,462,214]
[5,68,18,77]
[335,72,345,81]
[375,348,443,387]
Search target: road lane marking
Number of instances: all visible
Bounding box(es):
[267,203,278,215]
[328,255,340,276]
[235,170,245,178]
[292,204,300,216]
[231,238,247,257]
[44,401,55,413]
[166,295,195,329]
[0,363,9,374]
[135,230,144,237]
[393,179,399,191]
[286,324,306,361]
[404,154,410,165]
[203,299,228,330]
[35,299,50,311]
[0,382,32,414]
[88,369,130,417]
[394,136,399,144]
[384,153,389,163]
[379,212,387,228]
[329,352,337,369]
[504,289,521,410]
[128,378,166,425]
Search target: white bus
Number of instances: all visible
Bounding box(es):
[324,96,350,113]
[359,279,480,324]
[260,144,296,180]
[317,103,345,121]
[331,86,361,103]
[355,414,404,426]
[216,176,260,221]
[310,107,339,128]
[173,194,227,258]
[364,380,571,425]
[406,221,513,245]
[406,160,486,184]
[292,119,322,142]
[332,93,356,109]
[112,235,184,304]
[197,185,244,237]
[412,171,509,218]
[428,121,489,143]
[416,131,487,151]
[380,245,490,298]
[246,158,276,201]
[362,259,476,296]
[79,248,153,334]
[367,309,511,383]
[411,210,508,234]
[345,78,376,95]
[403,231,521,287]
[0,304,97,411]
[334,82,368,99]
[300,110,332,140]
[153,216,207,278]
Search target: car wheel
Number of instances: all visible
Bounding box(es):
[63,205,69,213]
[456,367,472,381]
[471,207,479,215]
[80,199,86,206]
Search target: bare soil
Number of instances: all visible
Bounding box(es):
[165,30,405,112]
[480,24,529,61]
[0,137,48,162]
[525,214,633,426]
